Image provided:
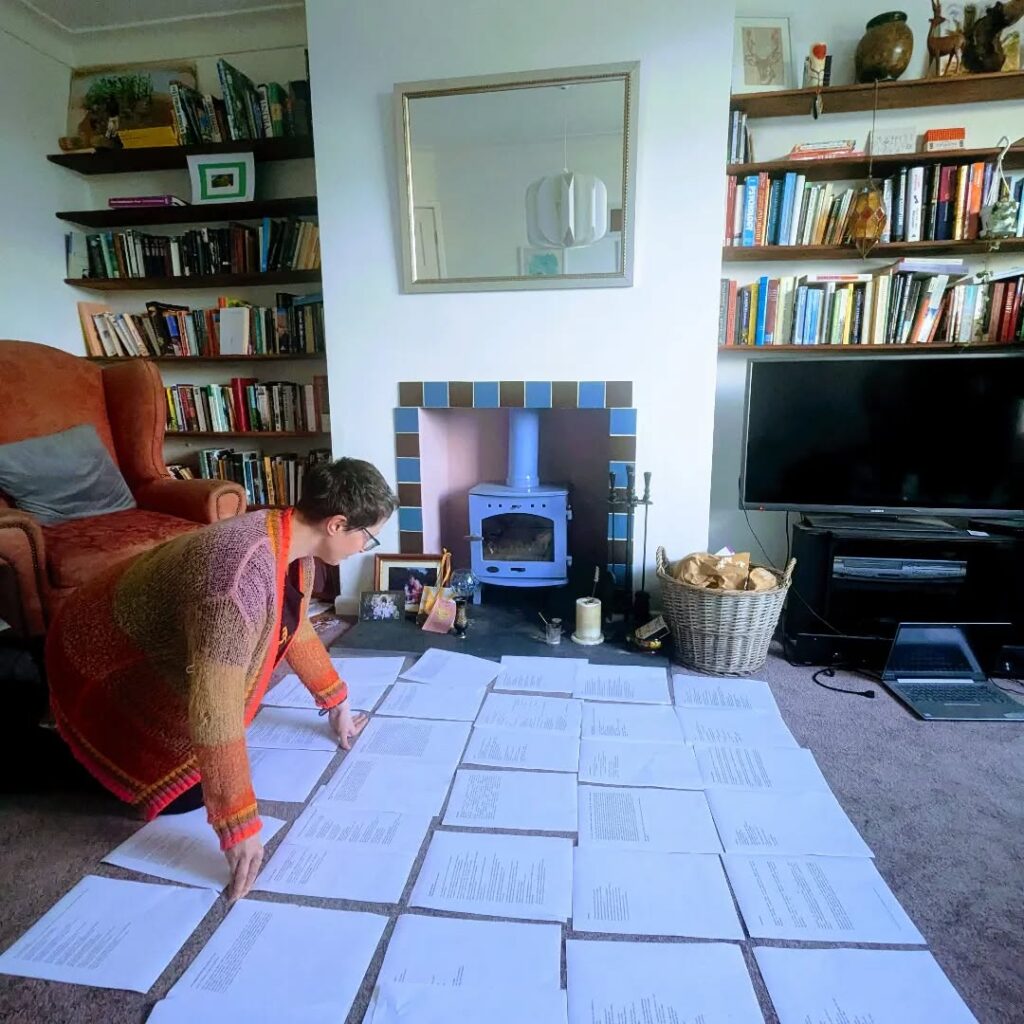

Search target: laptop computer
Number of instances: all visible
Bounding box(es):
[882,624,1024,721]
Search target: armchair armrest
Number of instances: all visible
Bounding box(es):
[134,477,247,525]
[0,509,49,638]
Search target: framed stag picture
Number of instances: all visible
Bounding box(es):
[734,18,793,93]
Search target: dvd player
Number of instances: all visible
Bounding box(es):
[832,557,968,582]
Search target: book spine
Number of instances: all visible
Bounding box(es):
[966,161,986,239]
[754,275,769,346]
[742,177,758,246]
[755,173,770,246]
[953,165,968,240]
[906,167,925,243]
[926,164,941,242]
[724,177,737,245]
[893,167,908,242]
[718,279,730,344]
[765,180,783,246]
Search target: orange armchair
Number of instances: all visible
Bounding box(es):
[0,340,246,639]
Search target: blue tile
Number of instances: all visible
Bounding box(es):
[393,407,419,433]
[423,381,449,408]
[525,381,552,408]
[398,506,423,532]
[474,381,500,408]
[609,408,637,436]
[609,461,635,488]
[578,381,606,408]
[607,563,626,586]
[607,512,628,541]
[396,458,421,483]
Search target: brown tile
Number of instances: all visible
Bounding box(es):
[609,436,637,462]
[400,531,424,554]
[397,483,421,507]
[552,381,578,409]
[608,539,629,563]
[500,381,525,407]
[396,433,420,457]
[399,382,423,407]
[449,381,474,408]
[605,381,633,407]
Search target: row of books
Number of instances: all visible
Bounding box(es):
[168,448,331,508]
[79,294,325,358]
[718,258,1023,348]
[726,111,753,165]
[66,219,321,280]
[725,164,1024,248]
[165,377,330,435]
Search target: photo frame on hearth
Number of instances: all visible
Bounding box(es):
[374,553,443,614]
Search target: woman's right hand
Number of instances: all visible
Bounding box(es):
[224,834,264,903]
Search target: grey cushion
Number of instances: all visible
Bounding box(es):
[0,424,136,524]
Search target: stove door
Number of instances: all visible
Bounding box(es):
[481,512,554,562]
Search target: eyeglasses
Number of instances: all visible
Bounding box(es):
[360,527,381,552]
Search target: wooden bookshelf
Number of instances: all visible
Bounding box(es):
[722,239,1024,262]
[67,269,321,291]
[718,343,1021,355]
[48,137,314,175]
[728,146,1024,183]
[732,70,1024,119]
[86,353,324,363]
[166,430,328,439]
[57,197,318,229]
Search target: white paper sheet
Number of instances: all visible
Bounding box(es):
[357,716,471,767]
[366,981,568,1024]
[0,875,216,993]
[572,848,743,939]
[675,707,798,748]
[167,900,386,1016]
[104,810,286,890]
[247,745,335,803]
[753,947,978,1024]
[444,769,577,832]
[263,671,392,713]
[254,803,430,903]
[331,655,406,686]
[410,830,573,922]
[573,664,672,704]
[148,998,341,1024]
[476,692,583,735]
[577,786,721,853]
[707,789,872,857]
[401,648,499,687]
[581,702,683,743]
[672,673,781,715]
[695,743,831,793]
[567,940,765,1024]
[577,737,701,789]
[247,706,337,751]
[377,681,486,722]
[495,655,587,695]
[378,915,562,993]
[316,755,454,815]
[723,854,925,943]
[463,726,580,773]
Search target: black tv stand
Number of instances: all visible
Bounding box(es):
[801,513,961,535]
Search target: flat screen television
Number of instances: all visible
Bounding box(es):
[741,355,1024,518]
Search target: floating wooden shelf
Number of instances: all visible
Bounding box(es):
[722,239,1024,262]
[86,353,324,363]
[57,197,318,229]
[718,343,1020,354]
[67,269,321,291]
[728,146,1024,183]
[731,71,1024,119]
[165,430,328,439]
[48,137,314,175]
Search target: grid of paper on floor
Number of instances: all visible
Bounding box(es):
[0,651,979,1023]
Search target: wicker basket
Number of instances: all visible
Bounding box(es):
[656,547,795,675]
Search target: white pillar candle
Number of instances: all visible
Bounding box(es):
[575,597,602,641]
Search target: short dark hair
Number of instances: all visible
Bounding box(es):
[295,457,398,528]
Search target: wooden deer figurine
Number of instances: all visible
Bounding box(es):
[928,0,965,75]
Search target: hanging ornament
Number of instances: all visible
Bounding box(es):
[980,136,1020,242]
[849,80,888,258]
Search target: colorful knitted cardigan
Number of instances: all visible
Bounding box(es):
[46,508,347,850]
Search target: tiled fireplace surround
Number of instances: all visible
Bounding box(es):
[394,380,637,586]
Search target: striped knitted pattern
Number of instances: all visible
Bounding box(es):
[46,509,347,849]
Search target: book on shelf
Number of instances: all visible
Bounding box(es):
[727,110,753,165]
[725,158,1024,248]
[65,218,320,280]
[77,293,325,358]
[108,195,188,208]
[164,375,330,434]
[715,258,1024,348]
[191,447,330,507]
[213,59,312,143]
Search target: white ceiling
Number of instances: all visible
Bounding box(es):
[18,0,301,33]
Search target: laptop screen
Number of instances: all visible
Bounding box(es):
[883,624,986,681]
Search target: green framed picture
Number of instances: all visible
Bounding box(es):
[187,153,255,204]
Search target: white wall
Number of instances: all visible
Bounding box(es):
[305,0,736,602]
[712,0,1024,568]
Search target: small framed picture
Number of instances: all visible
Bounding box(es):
[359,590,406,622]
[518,246,564,277]
[374,553,443,614]
[187,152,255,204]
[734,17,793,93]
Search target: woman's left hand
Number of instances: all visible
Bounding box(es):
[328,700,368,750]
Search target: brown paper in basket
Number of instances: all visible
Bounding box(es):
[675,551,751,590]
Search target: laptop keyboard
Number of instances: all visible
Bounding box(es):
[898,683,1003,704]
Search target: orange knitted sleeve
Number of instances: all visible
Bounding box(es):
[285,615,349,710]
[185,597,262,851]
